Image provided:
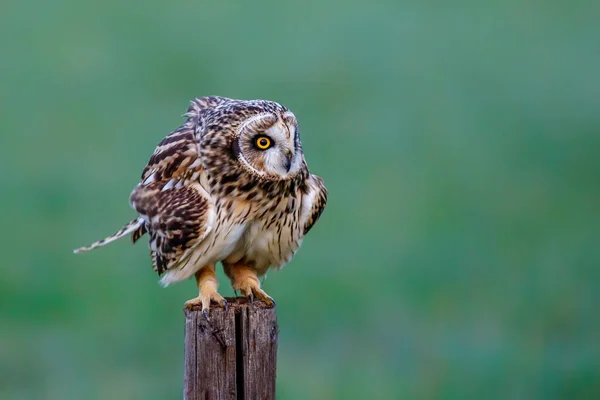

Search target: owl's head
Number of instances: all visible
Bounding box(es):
[190,97,307,184]
[233,111,303,180]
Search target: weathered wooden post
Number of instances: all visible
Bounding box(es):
[184,297,278,400]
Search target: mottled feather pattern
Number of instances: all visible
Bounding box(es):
[130,181,214,275]
[131,224,147,244]
[139,127,198,185]
[127,119,217,275]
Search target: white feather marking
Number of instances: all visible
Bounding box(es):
[162,179,176,191]
[188,159,201,169]
[143,172,156,185]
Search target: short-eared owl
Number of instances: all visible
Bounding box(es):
[74,96,327,313]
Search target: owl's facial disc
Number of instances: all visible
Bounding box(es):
[237,113,301,179]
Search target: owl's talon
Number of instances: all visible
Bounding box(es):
[262,294,275,308]
[227,263,275,308]
[223,299,229,313]
[184,297,202,310]
[186,266,226,314]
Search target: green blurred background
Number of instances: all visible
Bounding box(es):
[1,0,599,398]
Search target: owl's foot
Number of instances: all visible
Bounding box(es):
[184,265,227,318]
[226,264,275,307]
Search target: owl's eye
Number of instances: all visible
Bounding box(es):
[255,136,272,150]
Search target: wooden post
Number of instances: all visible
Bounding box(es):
[184,297,278,400]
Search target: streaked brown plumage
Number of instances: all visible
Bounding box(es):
[74,96,327,313]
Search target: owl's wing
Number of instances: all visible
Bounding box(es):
[130,125,215,275]
[302,174,328,235]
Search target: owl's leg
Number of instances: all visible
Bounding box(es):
[224,263,274,307]
[184,264,228,317]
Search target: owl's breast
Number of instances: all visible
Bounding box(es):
[223,200,303,276]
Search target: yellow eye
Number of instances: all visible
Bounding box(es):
[255,136,271,150]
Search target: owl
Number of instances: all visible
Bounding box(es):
[74,96,327,315]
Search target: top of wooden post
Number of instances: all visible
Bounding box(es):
[185,296,274,315]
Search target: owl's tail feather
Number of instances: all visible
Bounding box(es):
[73,217,144,254]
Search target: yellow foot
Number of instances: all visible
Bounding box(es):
[226,264,275,307]
[184,265,227,318]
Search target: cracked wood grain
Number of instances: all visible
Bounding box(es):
[184,297,277,400]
